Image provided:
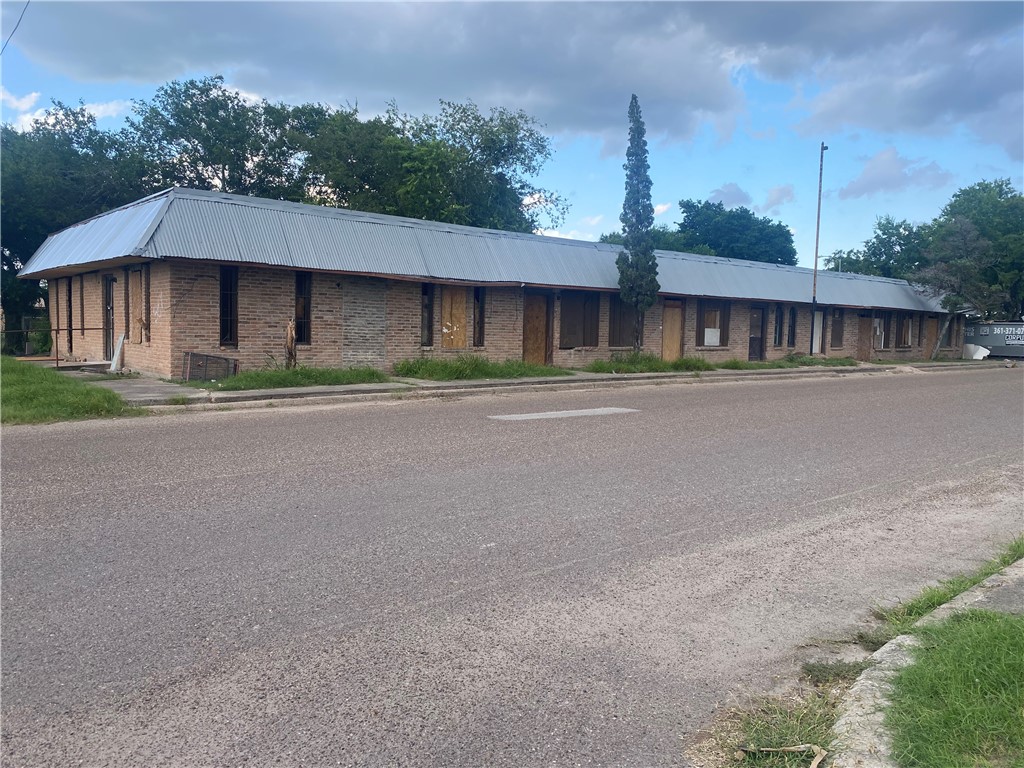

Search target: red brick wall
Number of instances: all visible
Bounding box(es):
[45,259,964,376]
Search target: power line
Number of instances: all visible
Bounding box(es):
[1,0,31,57]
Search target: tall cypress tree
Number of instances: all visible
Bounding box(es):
[616,94,659,352]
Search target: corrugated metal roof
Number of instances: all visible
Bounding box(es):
[18,193,168,276]
[20,187,946,312]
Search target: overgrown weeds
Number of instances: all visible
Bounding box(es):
[800,660,872,686]
[584,351,855,374]
[181,365,389,390]
[584,352,714,373]
[393,355,572,380]
[731,689,841,767]
[1,356,145,424]
[857,534,1024,648]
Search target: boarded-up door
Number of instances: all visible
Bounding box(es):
[922,317,938,358]
[441,287,467,349]
[523,293,550,365]
[856,316,873,361]
[661,302,683,361]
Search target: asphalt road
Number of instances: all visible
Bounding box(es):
[2,369,1022,767]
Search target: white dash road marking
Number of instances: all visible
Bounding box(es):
[489,407,638,421]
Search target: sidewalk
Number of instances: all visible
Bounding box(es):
[831,558,1024,768]
[58,360,1010,409]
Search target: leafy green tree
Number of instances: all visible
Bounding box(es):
[1,104,148,348]
[305,99,565,233]
[400,99,567,231]
[934,179,1023,321]
[127,76,330,200]
[824,216,926,278]
[676,200,797,265]
[600,225,715,256]
[615,94,660,352]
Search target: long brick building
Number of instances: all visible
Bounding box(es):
[19,188,963,377]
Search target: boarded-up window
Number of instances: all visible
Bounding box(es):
[895,312,913,347]
[830,308,844,348]
[609,293,641,347]
[295,271,312,344]
[697,299,730,347]
[129,268,146,344]
[473,287,485,347]
[220,266,239,346]
[774,305,784,346]
[421,284,434,346]
[940,316,955,347]
[441,286,467,349]
[873,311,893,349]
[559,290,599,348]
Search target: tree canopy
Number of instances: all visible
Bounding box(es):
[1,76,567,331]
[827,179,1023,321]
[675,200,797,265]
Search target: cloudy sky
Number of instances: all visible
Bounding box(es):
[2,1,1021,267]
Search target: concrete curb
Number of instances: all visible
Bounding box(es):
[84,359,1014,408]
[125,364,901,408]
[829,559,1024,768]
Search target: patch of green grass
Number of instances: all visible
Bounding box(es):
[166,395,191,406]
[719,354,859,371]
[181,365,389,391]
[854,535,1024,650]
[864,536,1024,643]
[1,356,145,424]
[584,352,854,374]
[734,691,838,766]
[584,352,715,373]
[887,610,1024,768]
[393,355,572,380]
[800,660,872,685]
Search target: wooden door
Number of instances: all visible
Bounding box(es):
[523,293,550,365]
[661,302,683,361]
[748,306,765,361]
[440,286,467,349]
[856,316,873,361]
[922,317,938,358]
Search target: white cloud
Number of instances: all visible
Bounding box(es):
[9,99,131,132]
[537,229,597,242]
[653,203,672,216]
[1,86,39,112]
[708,183,753,209]
[756,185,795,215]
[839,148,953,200]
[581,214,604,227]
[83,99,131,120]
[13,108,47,131]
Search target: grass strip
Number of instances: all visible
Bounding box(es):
[887,609,1024,767]
[393,355,572,380]
[1,356,145,424]
[584,352,856,374]
[583,352,714,373]
[181,365,389,390]
[856,536,1024,650]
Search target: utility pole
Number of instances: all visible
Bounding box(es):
[810,141,828,355]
